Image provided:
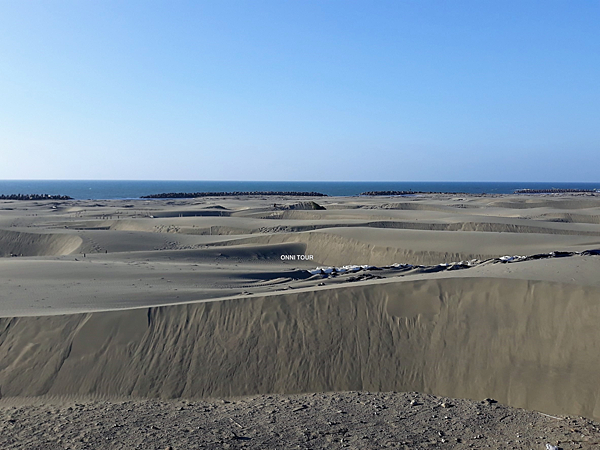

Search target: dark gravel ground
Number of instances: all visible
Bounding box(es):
[1,391,599,449]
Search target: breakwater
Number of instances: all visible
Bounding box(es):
[360,190,470,196]
[0,194,73,201]
[514,188,597,194]
[142,191,327,199]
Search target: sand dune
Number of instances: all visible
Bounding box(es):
[0,229,82,257]
[242,219,600,237]
[2,193,600,424]
[535,212,600,224]
[1,276,600,419]
[216,227,600,266]
[487,198,600,210]
[217,230,492,266]
[149,209,233,218]
[378,201,472,212]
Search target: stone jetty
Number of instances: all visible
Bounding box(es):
[0,194,73,200]
[142,191,327,199]
[514,188,597,194]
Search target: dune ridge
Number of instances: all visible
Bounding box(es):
[488,199,600,209]
[212,228,600,266]
[1,277,600,419]
[535,213,600,224]
[249,220,600,236]
[211,231,492,266]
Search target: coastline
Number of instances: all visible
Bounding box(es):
[1,180,599,200]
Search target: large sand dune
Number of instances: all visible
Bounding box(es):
[1,276,600,419]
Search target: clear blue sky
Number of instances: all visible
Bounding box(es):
[1,1,598,181]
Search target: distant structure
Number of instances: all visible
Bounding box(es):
[142,191,327,199]
[0,194,72,200]
[514,188,597,194]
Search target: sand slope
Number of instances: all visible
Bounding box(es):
[218,228,600,266]
[0,229,82,257]
[2,277,600,419]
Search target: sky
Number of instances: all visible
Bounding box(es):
[0,1,598,182]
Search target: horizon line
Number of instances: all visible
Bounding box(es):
[1,179,599,184]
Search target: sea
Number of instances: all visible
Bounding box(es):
[0,180,598,200]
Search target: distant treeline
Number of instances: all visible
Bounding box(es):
[514,188,597,194]
[0,194,73,200]
[142,191,328,199]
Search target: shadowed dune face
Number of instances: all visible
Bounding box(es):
[215,231,490,266]
[0,229,82,257]
[1,277,600,419]
[217,229,600,266]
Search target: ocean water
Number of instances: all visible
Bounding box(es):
[0,180,598,200]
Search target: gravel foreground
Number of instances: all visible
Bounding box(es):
[2,392,600,449]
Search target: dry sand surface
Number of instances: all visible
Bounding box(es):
[2,392,600,450]
[2,193,600,447]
